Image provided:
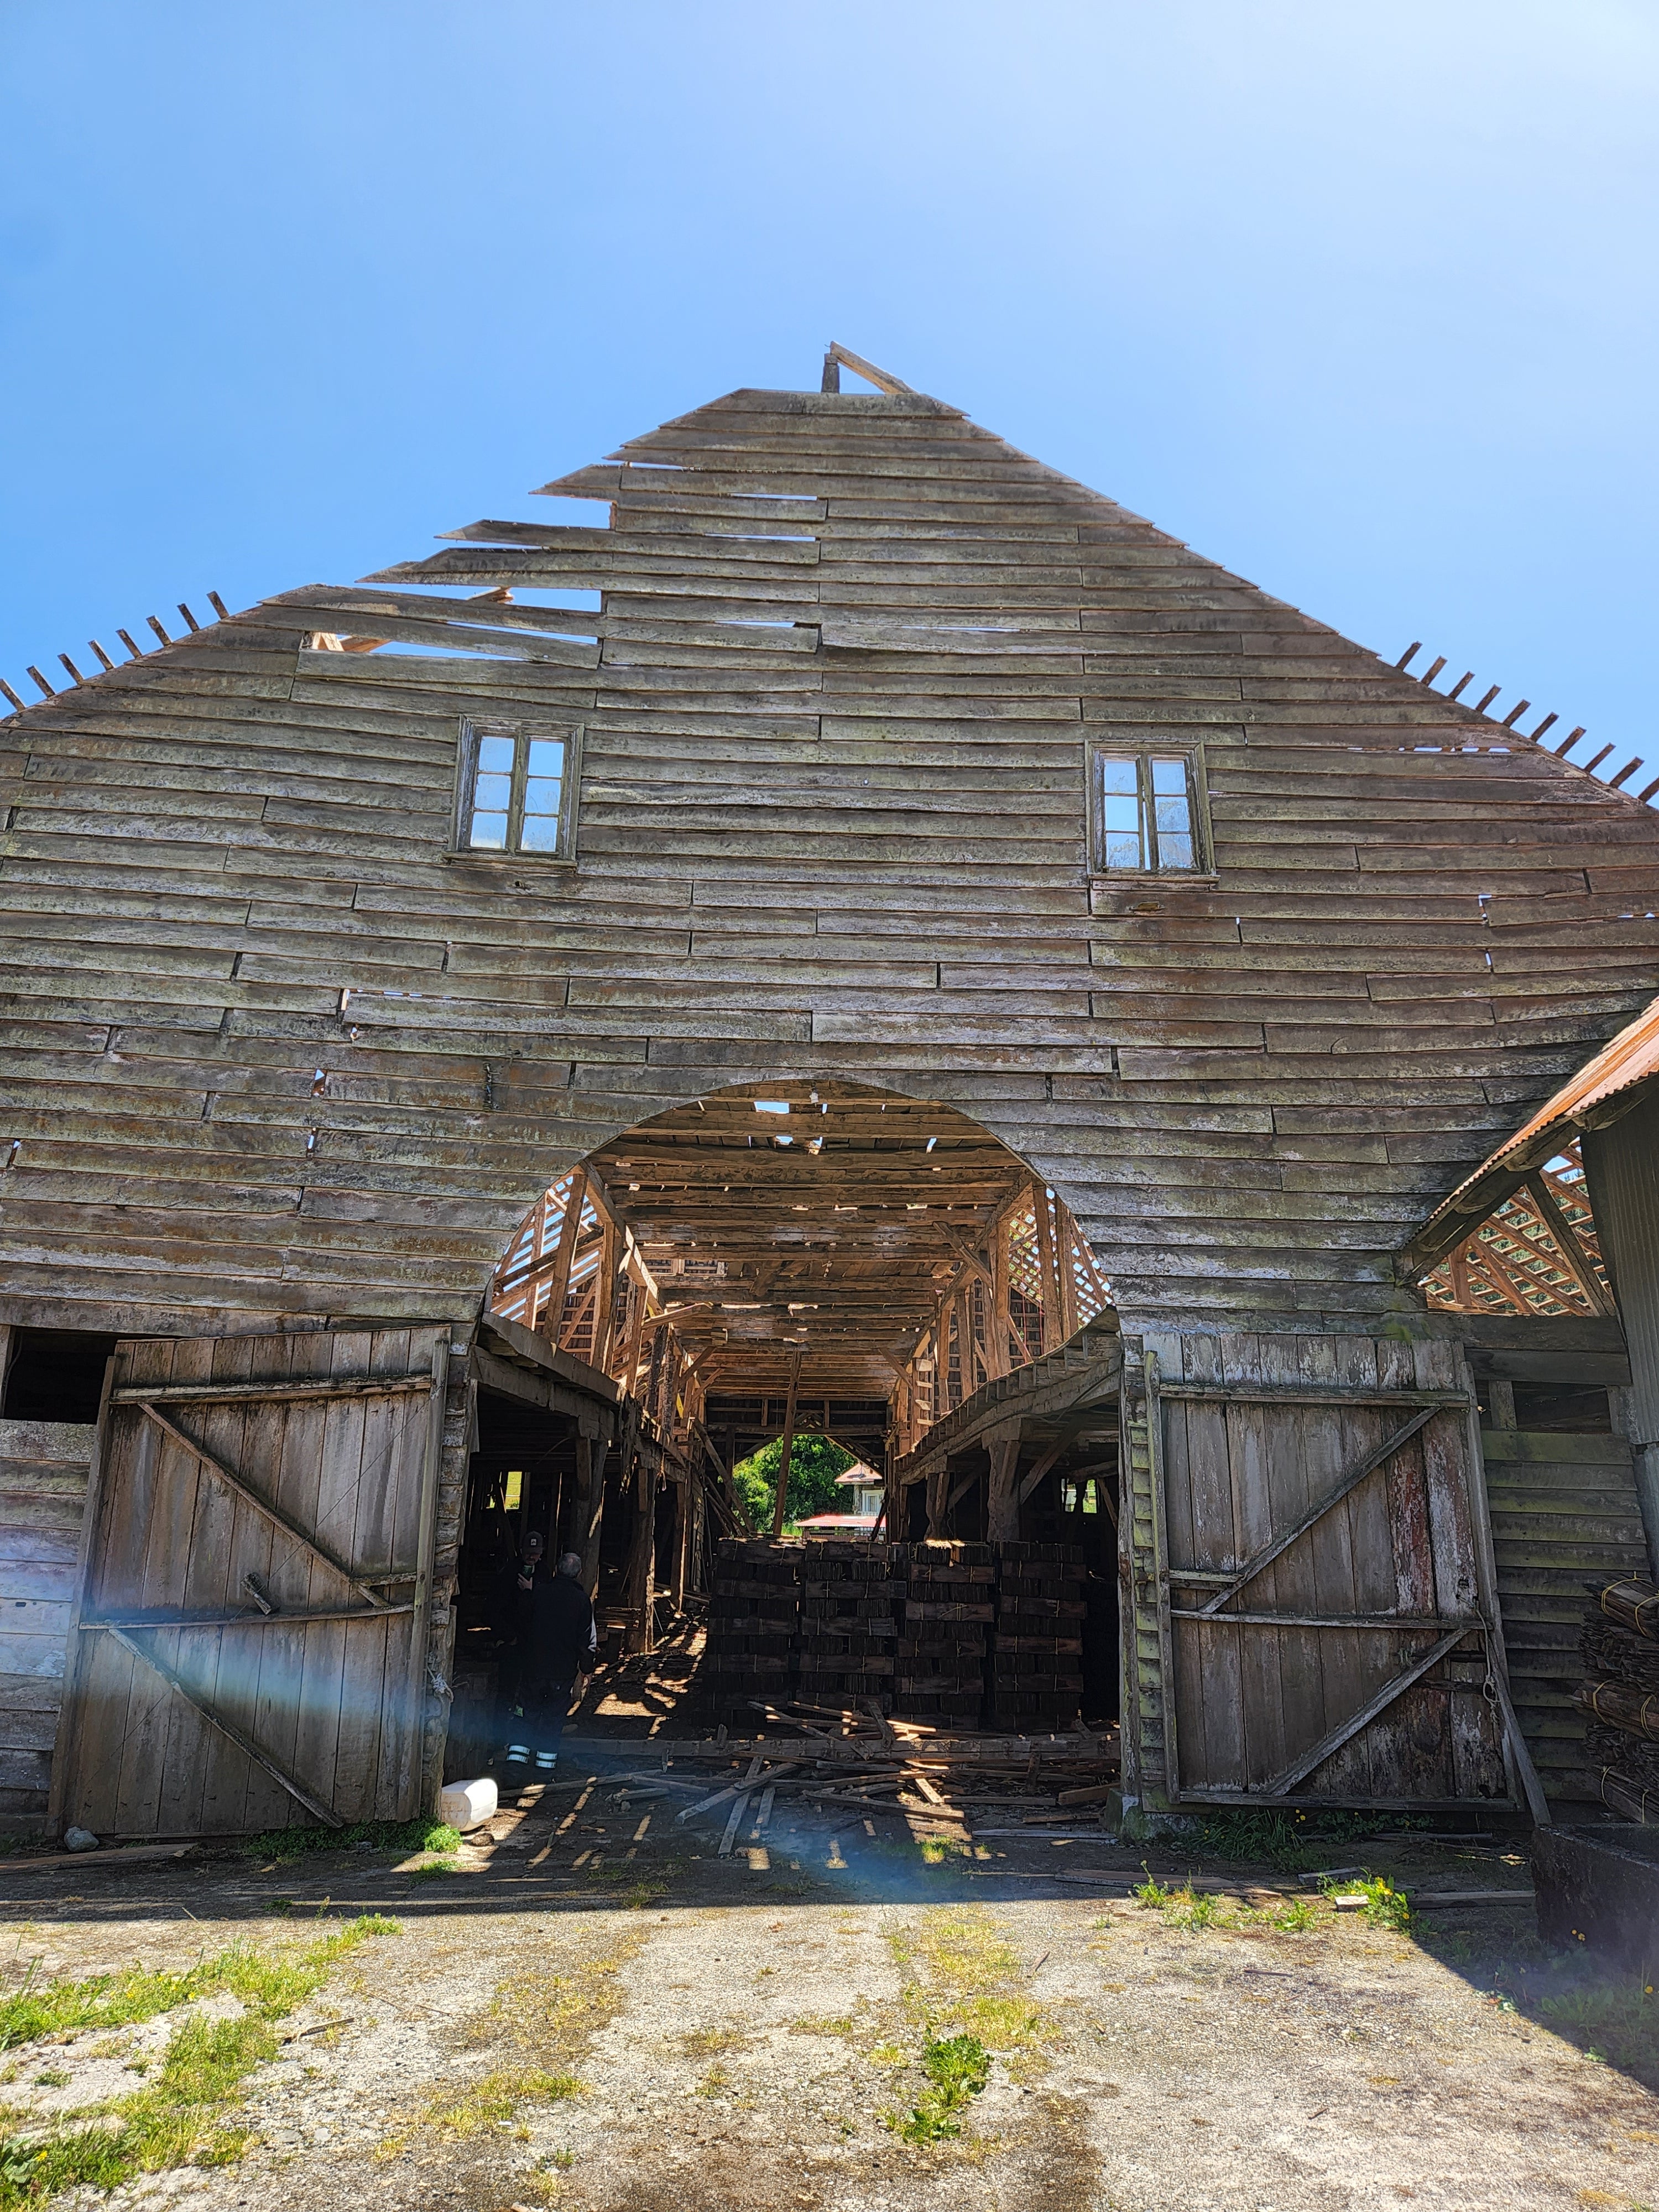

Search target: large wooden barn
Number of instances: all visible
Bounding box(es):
[2,343,1657,1841]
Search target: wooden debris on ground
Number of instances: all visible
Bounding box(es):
[626,1698,1119,1836]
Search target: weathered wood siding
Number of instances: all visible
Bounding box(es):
[1480,1426,1649,1806]
[2,384,1658,1339]
[0,1418,91,1829]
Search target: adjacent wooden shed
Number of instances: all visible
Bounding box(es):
[4,346,1659,1835]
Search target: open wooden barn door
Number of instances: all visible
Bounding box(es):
[1119,1332,1527,1815]
[49,1328,448,1840]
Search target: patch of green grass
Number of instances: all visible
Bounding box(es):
[405,1859,463,1882]
[1537,1976,1658,2080]
[0,1917,391,2055]
[1131,1872,1227,1932]
[888,1906,1050,2078]
[409,2067,581,2142]
[919,1838,971,1867]
[1188,1808,1431,1874]
[244,1817,461,1864]
[885,2033,991,2145]
[1312,1871,1410,1931]
[0,1916,399,2204]
[676,2026,747,2059]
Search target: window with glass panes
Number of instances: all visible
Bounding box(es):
[1090,748,1207,874]
[457,720,578,858]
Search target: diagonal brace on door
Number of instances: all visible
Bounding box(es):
[1260,1621,1482,1797]
[1196,1404,1441,1619]
[106,1625,343,1827]
[134,1401,409,1611]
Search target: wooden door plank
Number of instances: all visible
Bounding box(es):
[131,1403,397,1610]
[1196,1406,1441,1618]
[106,1626,342,1828]
[1262,1623,1481,1797]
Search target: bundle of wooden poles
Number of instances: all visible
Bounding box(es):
[1577,1575,1659,1823]
[604,1698,1120,1851]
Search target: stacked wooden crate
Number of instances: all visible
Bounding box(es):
[1577,1575,1659,1822]
[797,1541,899,1715]
[990,1541,1087,1732]
[703,1539,800,1712]
[894,1540,994,1726]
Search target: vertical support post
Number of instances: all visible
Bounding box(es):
[926,1460,950,1538]
[591,1215,619,1374]
[541,1170,586,1344]
[1058,1214,1080,1340]
[623,1449,658,1655]
[1032,1182,1062,1351]
[46,1346,118,1843]
[1119,1343,1177,1814]
[989,1210,1013,1379]
[1584,1094,1659,1575]
[576,1426,610,1597]
[771,1349,802,1539]
[985,1427,1023,1542]
[403,1333,450,1815]
[673,1468,692,1611]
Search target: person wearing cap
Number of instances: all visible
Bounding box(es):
[499,1547,597,1779]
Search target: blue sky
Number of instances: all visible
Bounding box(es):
[2,1,1655,785]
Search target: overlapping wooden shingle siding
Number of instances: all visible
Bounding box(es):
[3,384,1659,1338]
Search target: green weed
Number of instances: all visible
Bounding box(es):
[244,1818,460,1864]
[1270,1895,1320,1933]
[885,2033,991,2145]
[1318,1872,1410,1931]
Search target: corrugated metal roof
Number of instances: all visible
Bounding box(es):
[1409,990,1659,1263]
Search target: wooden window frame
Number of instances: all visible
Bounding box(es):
[1087,742,1214,879]
[451,717,583,863]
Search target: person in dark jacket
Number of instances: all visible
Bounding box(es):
[500,1548,597,1778]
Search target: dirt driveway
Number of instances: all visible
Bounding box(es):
[0,1772,1653,2212]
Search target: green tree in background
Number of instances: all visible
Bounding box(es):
[732,1433,855,1532]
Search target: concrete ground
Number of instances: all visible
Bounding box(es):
[0,1766,1654,2212]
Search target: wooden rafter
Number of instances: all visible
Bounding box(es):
[1420,1136,1613,1319]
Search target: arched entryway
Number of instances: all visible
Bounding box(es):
[445,1079,1121,1766]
